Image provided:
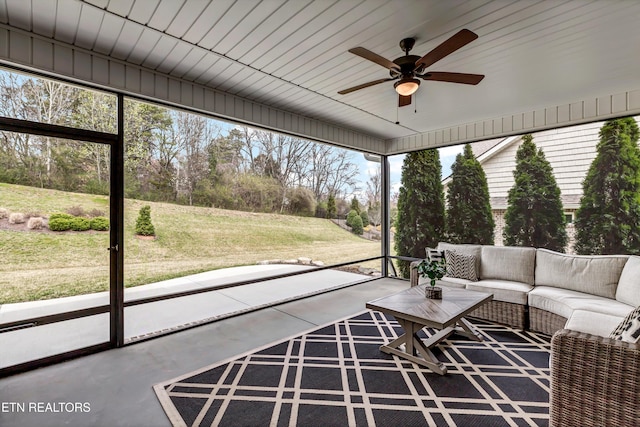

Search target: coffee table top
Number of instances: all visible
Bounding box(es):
[366,285,492,329]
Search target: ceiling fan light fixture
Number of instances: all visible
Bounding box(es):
[394,77,420,96]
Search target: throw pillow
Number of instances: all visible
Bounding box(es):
[610,306,640,343]
[444,250,478,281]
[426,247,444,263]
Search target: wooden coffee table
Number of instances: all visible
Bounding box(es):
[366,285,492,375]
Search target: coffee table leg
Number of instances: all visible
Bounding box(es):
[455,317,484,341]
[379,319,448,375]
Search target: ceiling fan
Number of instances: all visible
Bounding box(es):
[338,29,484,107]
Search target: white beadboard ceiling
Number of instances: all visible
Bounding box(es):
[1,0,640,154]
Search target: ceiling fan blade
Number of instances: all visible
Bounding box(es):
[349,47,401,71]
[398,95,412,107]
[421,72,485,85]
[415,29,478,70]
[337,78,394,95]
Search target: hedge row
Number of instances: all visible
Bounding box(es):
[49,213,109,232]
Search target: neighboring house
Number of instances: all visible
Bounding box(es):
[444,118,640,253]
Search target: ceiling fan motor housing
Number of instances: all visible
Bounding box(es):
[390,55,422,78]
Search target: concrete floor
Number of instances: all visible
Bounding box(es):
[0,277,407,427]
[0,265,369,368]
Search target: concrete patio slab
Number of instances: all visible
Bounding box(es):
[0,265,372,369]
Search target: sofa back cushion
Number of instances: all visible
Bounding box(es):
[481,245,537,286]
[616,255,640,306]
[535,249,628,299]
[438,242,481,279]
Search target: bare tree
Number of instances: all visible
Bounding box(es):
[173,112,221,205]
[0,73,78,186]
[366,165,382,225]
[235,125,259,173]
[302,144,360,201]
[72,90,116,188]
[27,79,79,184]
[254,130,313,212]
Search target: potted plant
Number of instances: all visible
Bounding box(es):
[417,258,447,299]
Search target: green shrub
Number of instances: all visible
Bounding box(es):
[359,210,369,226]
[70,217,91,231]
[135,205,155,236]
[315,201,327,218]
[351,214,364,235]
[50,213,75,220]
[286,187,316,217]
[214,174,282,212]
[346,209,359,227]
[90,216,109,231]
[48,213,75,231]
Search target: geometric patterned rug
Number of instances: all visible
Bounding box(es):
[154,310,551,427]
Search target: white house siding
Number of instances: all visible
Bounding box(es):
[493,209,506,246]
[480,120,606,208]
[470,117,640,253]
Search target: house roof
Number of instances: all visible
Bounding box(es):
[471,138,504,159]
[1,1,640,154]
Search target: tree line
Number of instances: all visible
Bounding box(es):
[395,117,640,277]
[0,72,368,217]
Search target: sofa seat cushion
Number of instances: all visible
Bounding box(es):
[534,249,628,298]
[565,310,626,338]
[480,246,536,286]
[616,255,640,306]
[466,280,532,305]
[529,286,634,319]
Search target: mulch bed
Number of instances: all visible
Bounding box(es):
[0,217,103,234]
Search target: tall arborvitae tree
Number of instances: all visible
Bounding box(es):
[446,144,495,244]
[575,118,640,255]
[350,196,361,214]
[504,134,567,251]
[394,149,445,277]
[326,194,337,219]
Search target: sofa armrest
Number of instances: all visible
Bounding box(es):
[550,329,640,427]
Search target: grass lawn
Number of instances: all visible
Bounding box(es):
[0,183,382,304]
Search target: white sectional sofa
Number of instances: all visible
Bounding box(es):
[529,248,634,335]
[410,243,640,426]
[410,242,638,336]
